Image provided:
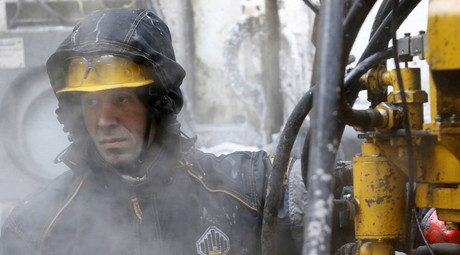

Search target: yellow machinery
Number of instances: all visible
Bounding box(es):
[352,0,460,253]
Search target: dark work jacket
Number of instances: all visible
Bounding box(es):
[0,142,306,255]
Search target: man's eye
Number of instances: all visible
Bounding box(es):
[117,95,129,103]
[83,98,99,107]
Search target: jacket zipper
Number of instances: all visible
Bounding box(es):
[131,195,163,252]
[131,197,143,224]
[131,197,142,255]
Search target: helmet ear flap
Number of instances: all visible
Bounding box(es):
[56,93,86,142]
[132,85,181,150]
[153,95,176,115]
[135,84,175,116]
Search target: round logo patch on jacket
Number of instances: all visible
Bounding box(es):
[196,226,230,255]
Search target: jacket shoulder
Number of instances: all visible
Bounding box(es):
[185,150,272,213]
[1,171,85,250]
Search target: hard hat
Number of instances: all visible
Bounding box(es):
[47,9,185,114]
[48,9,185,146]
[58,55,154,93]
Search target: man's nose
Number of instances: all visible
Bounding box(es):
[97,101,118,128]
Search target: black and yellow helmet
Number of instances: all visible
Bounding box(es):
[47,8,185,114]
[59,54,154,93]
[47,9,186,143]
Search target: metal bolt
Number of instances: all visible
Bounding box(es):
[450,114,457,123]
[435,115,442,123]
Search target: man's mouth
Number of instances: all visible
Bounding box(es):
[99,137,127,149]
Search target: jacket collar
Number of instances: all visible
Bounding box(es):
[59,139,181,190]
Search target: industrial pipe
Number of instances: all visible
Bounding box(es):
[413,244,460,255]
[390,0,417,252]
[302,1,345,255]
[344,48,392,89]
[301,0,420,183]
[301,47,393,187]
[342,0,378,63]
[359,0,422,62]
[261,88,314,255]
[263,0,419,253]
[262,1,378,252]
[302,0,319,14]
[370,0,392,39]
[340,98,386,129]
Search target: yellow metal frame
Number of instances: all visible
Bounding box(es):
[353,143,406,240]
[351,1,460,252]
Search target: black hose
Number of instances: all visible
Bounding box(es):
[370,0,392,39]
[340,98,386,128]
[301,47,393,187]
[414,210,435,255]
[300,130,311,187]
[302,1,345,254]
[344,48,392,88]
[264,0,419,253]
[342,0,378,63]
[300,0,379,189]
[298,2,416,252]
[338,0,421,128]
[340,48,396,128]
[413,244,460,255]
[261,89,314,255]
[359,0,421,62]
[302,0,320,14]
[302,0,420,178]
[262,1,377,252]
[390,0,416,253]
[298,1,420,253]
[300,0,377,191]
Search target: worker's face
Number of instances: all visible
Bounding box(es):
[81,89,154,167]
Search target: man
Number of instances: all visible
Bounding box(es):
[0,8,306,254]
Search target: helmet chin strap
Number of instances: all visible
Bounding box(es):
[138,114,152,164]
[142,116,152,155]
